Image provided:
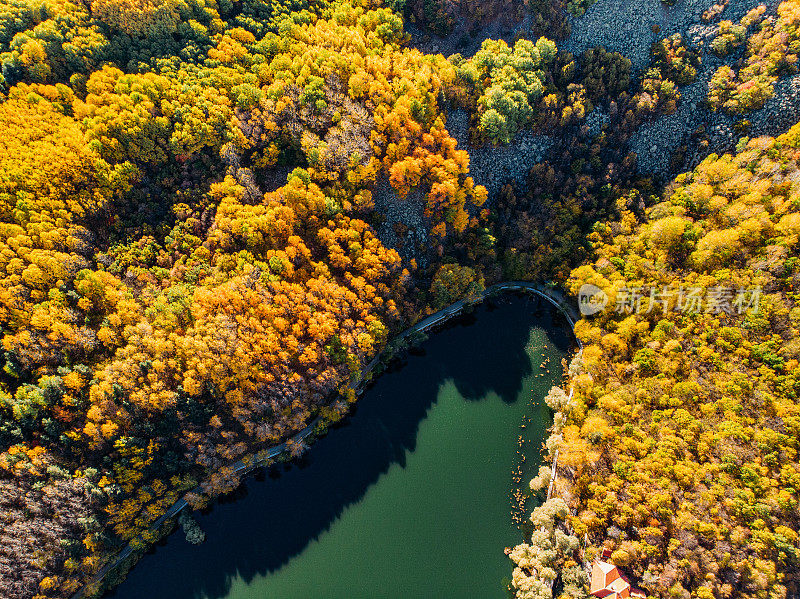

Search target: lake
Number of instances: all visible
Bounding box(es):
[108,293,573,599]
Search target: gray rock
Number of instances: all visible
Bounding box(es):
[444,109,554,198]
[625,0,784,176]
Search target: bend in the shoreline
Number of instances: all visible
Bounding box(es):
[74,280,581,599]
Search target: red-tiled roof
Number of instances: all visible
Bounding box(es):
[590,560,634,599]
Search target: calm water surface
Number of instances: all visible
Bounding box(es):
[109,295,572,599]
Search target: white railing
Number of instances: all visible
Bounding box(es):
[72,281,581,598]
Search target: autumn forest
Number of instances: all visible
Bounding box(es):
[0,0,799,596]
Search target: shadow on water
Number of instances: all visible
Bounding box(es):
[108,293,574,599]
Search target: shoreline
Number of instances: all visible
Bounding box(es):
[74,280,581,599]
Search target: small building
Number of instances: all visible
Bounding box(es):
[590,560,646,599]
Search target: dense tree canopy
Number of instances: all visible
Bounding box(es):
[0,0,495,595]
[0,0,799,597]
[512,126,800,598]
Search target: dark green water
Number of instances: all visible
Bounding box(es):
[109,294,572,599]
